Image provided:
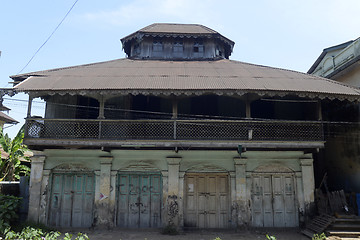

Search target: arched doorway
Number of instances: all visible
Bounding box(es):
[251,164,298,227]
[48,166,95,227]
[184,164,230,229]
[116,163,162,228]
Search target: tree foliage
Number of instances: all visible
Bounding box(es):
[0,126,30,182]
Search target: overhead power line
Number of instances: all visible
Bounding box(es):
[18,0,80,74]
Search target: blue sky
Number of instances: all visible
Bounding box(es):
[1,0,360,137]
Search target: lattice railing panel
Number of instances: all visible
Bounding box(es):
[100,120,174,140]
[25,118,323,142]
[176,121,249,140]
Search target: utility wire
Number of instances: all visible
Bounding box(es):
[18,0,80,74]
[3,97,360,126]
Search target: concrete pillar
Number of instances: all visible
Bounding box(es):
[295,171,305,223]
[161,170,169,227]
[109,170,117,226]
[300,155,315,218]
[178,171,185,228]
[27,153,46,222]
[95,156,113,228]
[229,172,237,227]
[38,170,50,224]
[166,157,182,227]
[234,157,248,226]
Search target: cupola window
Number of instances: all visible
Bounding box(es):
[153,40,163,53]
[133,43,140,56]
[173,40,183,53]
[193,40,204,53]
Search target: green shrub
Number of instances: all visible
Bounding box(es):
[266,234,277,240]
[3,226,60,240]
[3,227,89,240]
[0,194,21,233]
[312,233,326,240]
[63,232,90,240]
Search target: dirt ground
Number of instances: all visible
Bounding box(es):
[73,228,311,240]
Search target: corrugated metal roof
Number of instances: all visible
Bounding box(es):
[139,23,218,34]
[12,58,360,100]
[120,23,235,53]
[0,112,18,124]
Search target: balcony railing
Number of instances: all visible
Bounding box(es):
[24,118,324,142]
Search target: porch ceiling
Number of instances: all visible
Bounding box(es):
[11,58,360,101]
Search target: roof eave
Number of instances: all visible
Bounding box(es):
[13,88,360,102]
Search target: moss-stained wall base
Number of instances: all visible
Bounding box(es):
[27,148,315,229]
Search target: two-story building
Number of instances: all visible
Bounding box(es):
[308,38,360,194]
[10,24,360,229]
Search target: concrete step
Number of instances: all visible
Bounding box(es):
[327,230,360,238]
[330,223,360,230]
[334,218,360,223]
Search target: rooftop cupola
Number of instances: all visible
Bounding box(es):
[121,23,235,60]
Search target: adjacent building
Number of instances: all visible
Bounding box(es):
[308,38,360,193]
[10,24,360,229]
[0,104,18,129]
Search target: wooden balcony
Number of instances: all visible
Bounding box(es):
[24,118,325,149]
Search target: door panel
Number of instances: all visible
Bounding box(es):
[252,176,263,227]
[48,173,94,228]
[263,176,273,227]
[117,173,162,228]
[251,174,297,227]
[184,173,229,229]
[284,176,296,227]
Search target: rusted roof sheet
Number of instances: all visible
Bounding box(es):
[12,59,360,101]
[0,112,18,124]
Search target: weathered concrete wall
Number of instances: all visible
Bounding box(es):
[324,131,360,192]
[28,148,314,228]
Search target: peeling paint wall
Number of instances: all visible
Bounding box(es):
[28,149,314,229]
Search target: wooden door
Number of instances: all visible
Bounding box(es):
[184,173,229,228]
[251,174,297,227]
[48,173,94,227]
[117,173,162,228]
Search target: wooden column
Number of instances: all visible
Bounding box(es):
[245,97,251,119]
[27,95,34,118]
[172,98,178,119]
[98,95,105,119]
[317,100,322,121]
